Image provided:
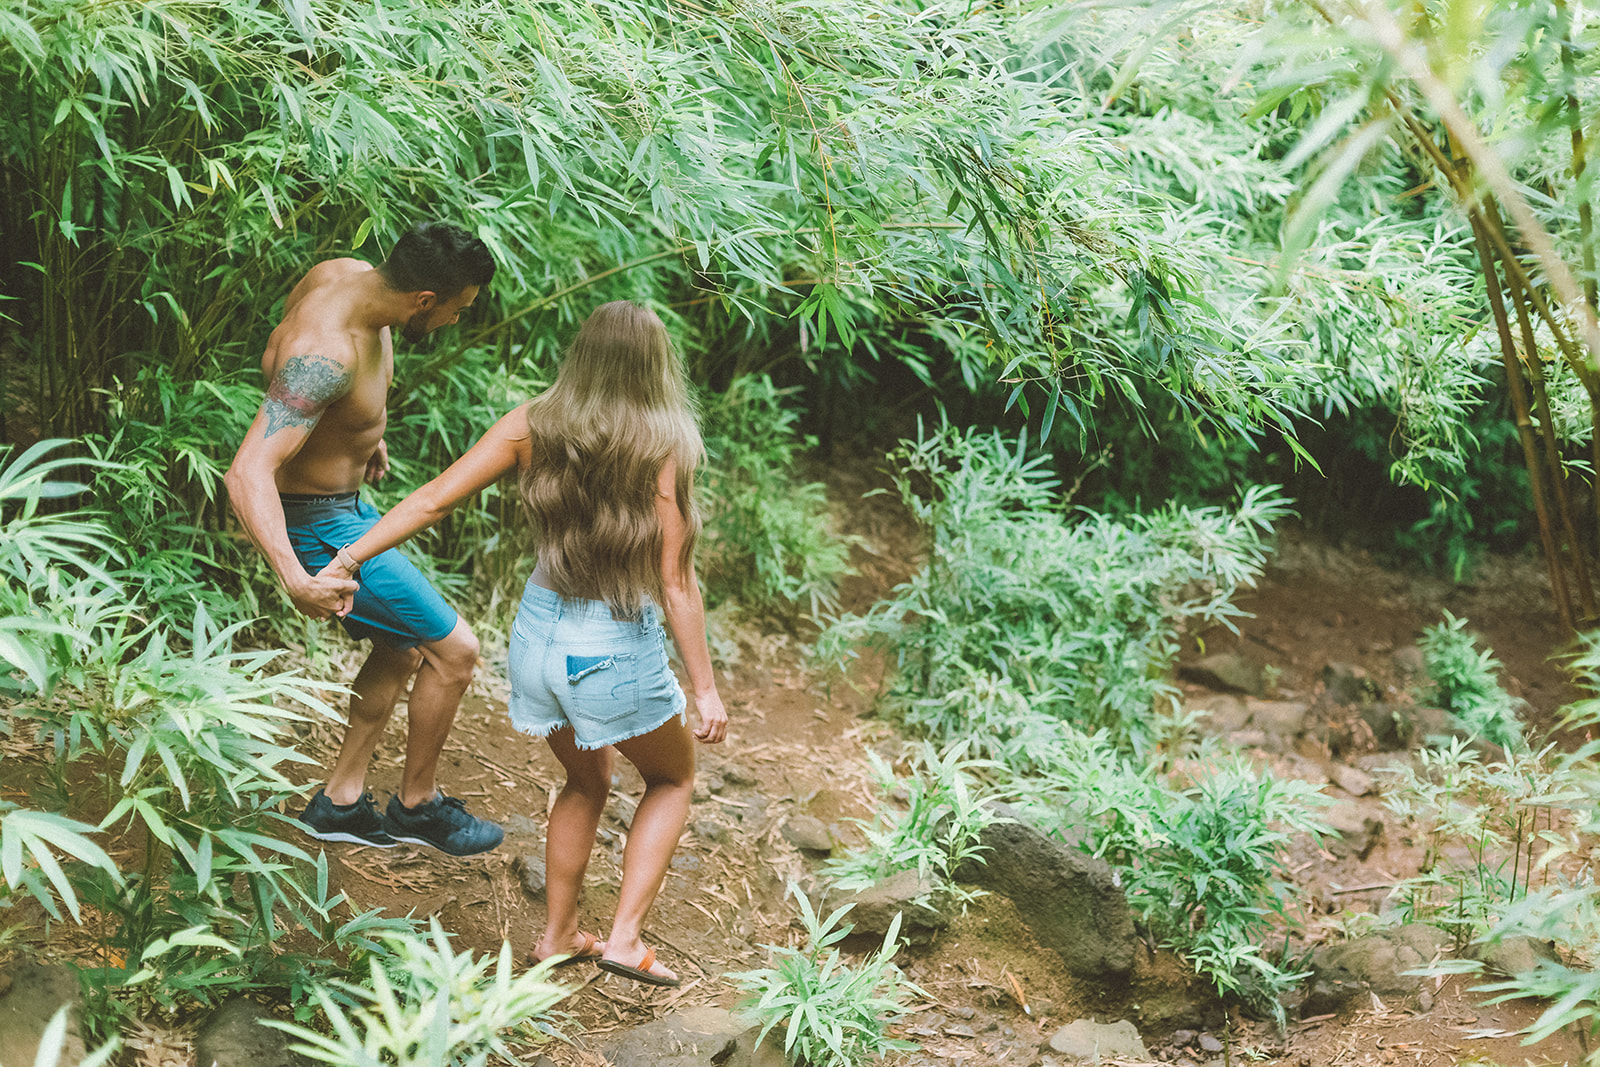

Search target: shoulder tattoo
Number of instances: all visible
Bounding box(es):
[263,354,351,438]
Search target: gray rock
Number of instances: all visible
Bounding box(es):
[1392,646,1426,681]
[603,1005,785,1067]
[1197,1033,1224,1053]
[0,962,85,1067]
[717,763,761,788]
[1360,703,1409,749]
[502,814,542,838]
[1181,654,1264,696]
[195,997,310,1067]
[1322,800,1384,860]
[0,966,83,1067]
[1045,1019,1148,1061]
[781,815,833,853]
[692,817,730,843]
[1327,764,1375,797]
[1187,694,1251,732]
[1470,935,1560,978]
[513,851,547,899]
[1248,700,1310,739]
[1323,663,1378,705]
[953,804,1136,981]
[1303,924,1451,1015]
[1275,755,1330,787]
[835,868,950,944]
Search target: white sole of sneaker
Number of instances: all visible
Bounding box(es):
[387,831,501,856]
[299,827,400,848]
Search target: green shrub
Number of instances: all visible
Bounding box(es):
[1418,612,1523,751]
[1021,732,1327,1019]
[271,920,570,1067]
[1381,737,1578,946]
[825,741,1002,901]
[0,440,414,1035]
[730,884,921,1067]
[700,374,854,623]
[818,421,1290,754]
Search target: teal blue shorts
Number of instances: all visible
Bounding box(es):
[283,492,458,649]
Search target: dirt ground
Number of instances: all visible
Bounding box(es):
[264,506,1593,1066]
[7,470,1599,1067]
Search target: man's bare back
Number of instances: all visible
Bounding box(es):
[262,259,394,495]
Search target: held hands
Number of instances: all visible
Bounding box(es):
[692,689,728,745]
[291,567,358,621]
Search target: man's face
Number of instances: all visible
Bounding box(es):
[400,285,480,344]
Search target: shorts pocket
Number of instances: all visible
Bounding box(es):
[565,652,641,724]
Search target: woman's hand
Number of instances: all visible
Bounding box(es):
[313,558,358,617]
[692,689,728,744]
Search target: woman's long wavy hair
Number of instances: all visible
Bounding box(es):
[520,301,704,616]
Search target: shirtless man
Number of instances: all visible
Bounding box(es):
[225,221,503,857]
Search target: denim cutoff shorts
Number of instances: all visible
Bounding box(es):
[507,579,687,750]
[282,492,458,649]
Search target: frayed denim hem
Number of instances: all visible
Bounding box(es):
[510,700,688,751]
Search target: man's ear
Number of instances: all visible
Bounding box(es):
[413,290,439,311]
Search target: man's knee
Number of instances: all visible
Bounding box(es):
[425,625,479,686]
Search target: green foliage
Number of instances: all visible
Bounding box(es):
[730,884,921,1067]
[700,374,854,622]
[825,741,1001,900]
[1418,612,1524,751]
[819,421,1290,754]
[1020,732,1327,1017]
[0,440,416,1032]
[270,920,569,1067]
[27,1007,119,1067]
[1381,733,1585,947]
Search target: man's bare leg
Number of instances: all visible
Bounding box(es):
[325,641,423,806]
[397,617,479,808]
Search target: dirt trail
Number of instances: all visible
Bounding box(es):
[6,462,1588,1065]
[291,509,1592,1066]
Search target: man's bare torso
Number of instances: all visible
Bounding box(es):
[263,259,393,495]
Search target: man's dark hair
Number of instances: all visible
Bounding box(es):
[378,221,496,297]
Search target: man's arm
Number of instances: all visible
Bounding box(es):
[224,352,359,618]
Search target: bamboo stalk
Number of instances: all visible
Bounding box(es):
[1360,0,1600,369]
[1507,265,1597,619]
[1468,212,1575,630]
[1556,0,1597,312]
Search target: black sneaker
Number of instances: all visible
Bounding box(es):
[298,789,398,847]
[385,792,504,856]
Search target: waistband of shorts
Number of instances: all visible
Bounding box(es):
[281,491,359,506]
[520,579,654,624]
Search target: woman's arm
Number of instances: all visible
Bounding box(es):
[655,461,727,744]
[319,404,531,593]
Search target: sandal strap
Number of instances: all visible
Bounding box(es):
[635,946,656,973]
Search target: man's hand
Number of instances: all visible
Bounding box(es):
[364,438,390,484]
[290,569,358,620]
[691,690,728,745]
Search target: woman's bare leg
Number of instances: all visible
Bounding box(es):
[604,714,696,981]
[535,728,614,961]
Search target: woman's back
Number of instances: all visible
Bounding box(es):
[519,301,704,616]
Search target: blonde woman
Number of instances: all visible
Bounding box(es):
[318,301,727,986]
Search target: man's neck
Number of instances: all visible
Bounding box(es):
[347,269,411,333]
